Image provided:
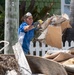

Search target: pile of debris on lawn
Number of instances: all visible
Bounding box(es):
[0,55,21,75]
[0,54,74,75]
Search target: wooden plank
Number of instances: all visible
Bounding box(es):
[12,42,32,75]
[45,25,62,49]
[26,55,67,75]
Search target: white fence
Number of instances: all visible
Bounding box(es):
[30,41,74,56]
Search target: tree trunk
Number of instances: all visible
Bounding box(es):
[4,0,19,54]
[70,0,74,28]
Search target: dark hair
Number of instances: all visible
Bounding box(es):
[21,12,32,22]
[21,15,28,22]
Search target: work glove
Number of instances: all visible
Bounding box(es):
[33,19,43,28]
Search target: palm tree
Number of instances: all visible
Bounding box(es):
[69,0,74,28]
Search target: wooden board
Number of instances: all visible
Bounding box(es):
[60,20,72,33]
[45,25,62,49]
[12,42,32,75]
[41,18,51,30]
[26,55,67,75]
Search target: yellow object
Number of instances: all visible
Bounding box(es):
[38,19,43,24]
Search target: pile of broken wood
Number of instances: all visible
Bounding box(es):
[38,13,72,48]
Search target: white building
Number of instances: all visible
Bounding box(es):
[61,0,70,15]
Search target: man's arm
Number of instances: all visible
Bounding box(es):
[24,25,34,32]
[24,20,43,32]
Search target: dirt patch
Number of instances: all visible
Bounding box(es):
[0,54,21,75]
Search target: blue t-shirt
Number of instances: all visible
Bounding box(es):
[18,22,35,54]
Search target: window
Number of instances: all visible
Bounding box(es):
[61,0,71,15]
[65,0,70,4]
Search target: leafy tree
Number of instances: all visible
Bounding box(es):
[0,0,5,40]
[19,0,53,23]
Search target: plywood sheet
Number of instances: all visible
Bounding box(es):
[26,55,67,75]
[61,20,72,32]
[45,25,62,49]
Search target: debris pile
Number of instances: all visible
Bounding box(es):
[38,14,72,48]
[0,54,74,75]
[0,55,21,75]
